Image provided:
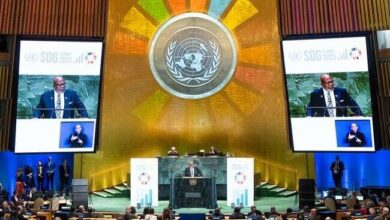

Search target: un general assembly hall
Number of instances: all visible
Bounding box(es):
[0,0,390,219]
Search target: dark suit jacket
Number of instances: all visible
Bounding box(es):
[34,89,88,118]
[306,87,362,117]
[183,167,203,177]
[59,164,70,182]
[345,131,366,146]
[229,213,246,219]
[69,132,88,147]
[330,161,344,176]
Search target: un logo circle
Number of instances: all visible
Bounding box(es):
[149,13,237,99]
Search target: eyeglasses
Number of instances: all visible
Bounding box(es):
[55,83,66,86]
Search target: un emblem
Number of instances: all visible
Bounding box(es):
[149,13,237,99]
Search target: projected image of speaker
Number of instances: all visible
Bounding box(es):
[72,179,89,208]
[299,179,315,209]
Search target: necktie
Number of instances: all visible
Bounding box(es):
[56,93,61,118]
[327,91,335,117]
[191,167,194,177]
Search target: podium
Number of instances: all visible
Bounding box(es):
[170,177,216,209]
[72,179,88,208]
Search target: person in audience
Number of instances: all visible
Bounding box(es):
[139,207,149,219]
[13,205,26,220]
[33,76,88,119]
[45,156,56,191]
[366,189,380,206]
[351,204,364,216]
[267,206,281,219]
[368,207,378,220]
[306,73,362,117]
[247,206,263,220]
[299,206,311,220]
[36,160,45,192]
[183,160,203,177]
[0,182,8,202]
[59,159,71,196]
[167,146,179,156]
[74,205,92,218]
[209,207,224,220]
[330,156,344,188]
[229,207,245,219]
[158,208,172,220]
[1,200,11,214]
[382,207,390,220]
[124,206,137,220]
[144,208,157,220]
[282,208,294,220]
[381,192,388,203]
[308,208,321,220]
[10,191,23,207]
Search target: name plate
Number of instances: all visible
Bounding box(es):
[185,192,201,198]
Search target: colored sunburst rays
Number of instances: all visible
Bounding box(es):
[108,0,281,132]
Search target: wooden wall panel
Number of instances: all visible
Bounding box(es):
[279,0,390,35]
[279,0,390,148]
[0,65,12,152]
[0,0,106,37]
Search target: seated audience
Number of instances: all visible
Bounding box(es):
[368,207,378,220]
[10,191,23,207]
[381,207,390,220]
[140,207,149,219]
[145,208,157,220]
[74,205,92,218]
[351,204,364,216]
[282,208,294,220]
[229,207,245,219]
[247,206,263,220]
[299,206,311,220]
[308,208,321,220]
[209,207,224,220]
[124,206,137,220]
[267,206,281,219]
[0,183,8,202]
[13,205,26,220]
[158,208,173,220]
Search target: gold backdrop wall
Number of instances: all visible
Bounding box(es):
[74,0,315,191]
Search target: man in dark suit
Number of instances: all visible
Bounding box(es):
[346,123,366,146]
[330,156,344,188]
[46,156,56,191]
[306,74,362,117]
[69,124,87,147]
[229,207,246,219]
[183,161,203,177]
[36,160,45,192]
[33,76,88,119]
[59,159,70,196]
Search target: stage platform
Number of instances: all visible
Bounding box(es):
[89,195,299,214]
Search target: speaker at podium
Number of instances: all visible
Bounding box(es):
[72,179,89,208]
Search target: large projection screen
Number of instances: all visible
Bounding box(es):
[282,35,376,152]
[13,39,103,153]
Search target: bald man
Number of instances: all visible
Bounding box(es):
[33,76,88,119]
[346,123,366,146]
[306,74,362,117]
